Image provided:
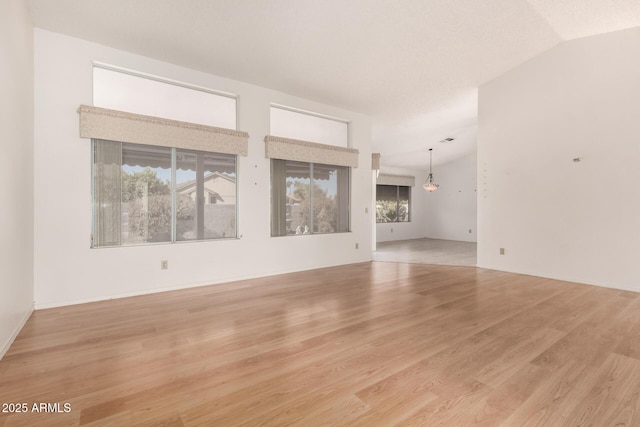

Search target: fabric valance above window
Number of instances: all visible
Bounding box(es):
[371,153,381,170]
[264,135,359,168]
[78,105,249,156]
[377,174,415,187]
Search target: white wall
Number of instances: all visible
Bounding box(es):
[34,29,373,308]
[376,167,428,243]
[0,0,34,358]
[478,27,640,291]
[424,152,477,242]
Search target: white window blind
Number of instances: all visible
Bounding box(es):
[93,66,237,129]
[270,106,348,147]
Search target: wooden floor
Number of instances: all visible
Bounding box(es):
[2,262,640,426]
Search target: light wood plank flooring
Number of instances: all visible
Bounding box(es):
[1,262,640,426]
[375,238,477,266]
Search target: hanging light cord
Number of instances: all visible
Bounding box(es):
[429,148,433,175]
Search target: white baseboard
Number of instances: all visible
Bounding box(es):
[35,256,373,310]
[477,263,640,294]
[0,303,34,361]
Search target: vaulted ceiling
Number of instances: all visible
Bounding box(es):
[29,0,640,169]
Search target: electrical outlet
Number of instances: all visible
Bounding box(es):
[469,229,472,233]
[499,248,505,255]
[161,260,168,270]
[355,243,359,249]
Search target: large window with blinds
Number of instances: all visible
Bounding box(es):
[92,140,237,247]
[88,65,246,247]
[271,160,350,236]
[376,185,410,223]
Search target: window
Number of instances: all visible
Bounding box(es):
[270,106,348,147]
[86,65,247,248]
[376,185,410,223]
[93,66,237,129]
[271,160,350,236]
[92,140,237,247]
[267,105,355,236]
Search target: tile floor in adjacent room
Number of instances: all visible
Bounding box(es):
[374,237,477,267]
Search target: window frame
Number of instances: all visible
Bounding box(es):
[269,104,349,148]
[87,65,246,248]
[376,184,411,224]
[91,139,238,248]
[93,63,239,130]
[270,159,351,237]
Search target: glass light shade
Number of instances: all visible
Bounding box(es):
[423,173,439,192]
[423,182,439,192]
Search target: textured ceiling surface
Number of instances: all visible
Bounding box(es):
[29,0,640,170]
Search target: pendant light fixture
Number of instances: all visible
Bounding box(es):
[423,148,439,192]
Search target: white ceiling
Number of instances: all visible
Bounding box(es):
[29,0,640,170]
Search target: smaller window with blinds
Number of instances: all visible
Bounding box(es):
[376,185,410,223]
[271,160,350,236]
